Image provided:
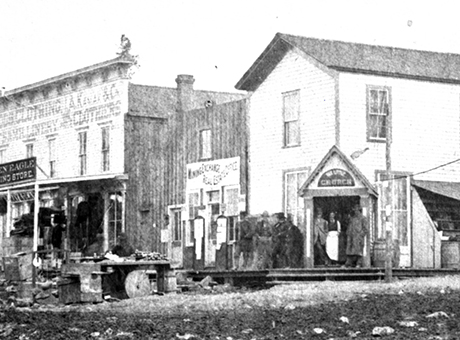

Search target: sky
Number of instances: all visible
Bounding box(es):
[1,0,460,93]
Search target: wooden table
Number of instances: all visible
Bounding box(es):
[100,260,174,296]
[60,259,175,302]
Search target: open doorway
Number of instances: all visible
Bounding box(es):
[313,196,361,266]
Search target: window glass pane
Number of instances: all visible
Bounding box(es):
[224,187,239,216]
[200,129,211,159]
[283,91,299,121]
[285,120,300,146]
[379,90,388,113]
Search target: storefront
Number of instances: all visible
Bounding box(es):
[0,156,127,261]
[299,146,378,268]
[169,156,245,270]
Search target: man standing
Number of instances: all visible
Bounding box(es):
[313,208,330,266]
[234,211,255,269]
[345,204,368,268]
[286,214,303,268]
[271,212,289,268]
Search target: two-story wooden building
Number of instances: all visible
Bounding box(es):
[164,93,249,270]
[235,33,460,269]
[0,55,244,260]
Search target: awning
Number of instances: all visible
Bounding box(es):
[412,180,460,201]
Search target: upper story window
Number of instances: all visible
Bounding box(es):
[283,90,300,147]
[26,143,34,158]
[101,126,110,172]
[367,86,390,142]
[78,131,87,175]
[48,138,56,178]
[199,129,211,159]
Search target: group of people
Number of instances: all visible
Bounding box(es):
[234,203,368,270]
[234,211,304,270]
[313,204,368,268]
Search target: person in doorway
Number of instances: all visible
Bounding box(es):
[111,232,135,257]
[326,212,341,264]
[234,211,255,269]
[344,204,368,268]
[271,212,289,268]
[313,208,330,266]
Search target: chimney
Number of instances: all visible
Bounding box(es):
[175,74,195,112]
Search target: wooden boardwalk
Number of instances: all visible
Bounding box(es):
[185,267,460,288]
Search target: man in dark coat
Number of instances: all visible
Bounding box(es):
[234,211,255,269]
[286,214,303,268]
[345,204,368,268]
[313,207,330,266]
[271,212,289,268]
[111,232,134,257]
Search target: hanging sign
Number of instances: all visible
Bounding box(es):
[0,157,36,186]
[318,168,355,187]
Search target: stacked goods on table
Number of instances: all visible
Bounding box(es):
[131,250,169,261]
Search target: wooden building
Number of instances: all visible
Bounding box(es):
[235,33,460,269]
[164,94,249,269]
[0,56,244,260]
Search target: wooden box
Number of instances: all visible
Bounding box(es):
[3,253,33,281]
[57,277,81,304]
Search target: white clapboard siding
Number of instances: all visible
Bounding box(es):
[249,50,336,213]
[339,72,460,182]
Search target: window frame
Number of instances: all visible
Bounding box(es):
[171,207,183,242]
[282,90,301,147]
[78,131,87,175]
[283,167,309,228]
[199,128,211,160]
[26,143,34,158]
[367,85,391,142]
[48,138,56,178]
[101,126,110,172]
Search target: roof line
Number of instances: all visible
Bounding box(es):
[6,56,133,96]
[330,66,460,85]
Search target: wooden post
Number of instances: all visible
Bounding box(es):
[33,183,39,252]
[33,182,40,288]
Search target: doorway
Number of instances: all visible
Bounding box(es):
[313,196,361,265]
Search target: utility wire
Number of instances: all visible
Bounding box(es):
[380,157,460,182]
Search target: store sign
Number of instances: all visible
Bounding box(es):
[0,157,36,186]
[318,168,355,187]
[187,157,240,189]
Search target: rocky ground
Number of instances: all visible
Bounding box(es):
[1,276,460,339]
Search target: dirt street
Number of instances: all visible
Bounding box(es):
[1,276,460,339]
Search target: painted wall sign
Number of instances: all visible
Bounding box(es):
[186,157,240,190]
[0,157,36,186]
[318,168,355,187]
[0,83,123,145]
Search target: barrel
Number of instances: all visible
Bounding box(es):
[372,240,386,268]
[441,241,460,268]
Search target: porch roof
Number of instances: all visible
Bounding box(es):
[412,180,460,201]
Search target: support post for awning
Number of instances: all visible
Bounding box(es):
[6,190,11,237]
[33,183,39,252]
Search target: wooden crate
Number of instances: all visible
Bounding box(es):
[61,263,103,303]
[57,276,81,304]
[3,253,33,281]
